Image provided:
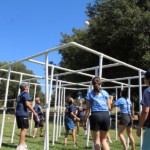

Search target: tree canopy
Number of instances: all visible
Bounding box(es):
[0,62,44,108]
[59,0,150,109]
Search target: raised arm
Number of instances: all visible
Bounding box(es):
[107,96,114,111]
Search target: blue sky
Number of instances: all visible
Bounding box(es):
[0,0,93,78]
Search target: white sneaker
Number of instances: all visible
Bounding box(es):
[16,145,28,150]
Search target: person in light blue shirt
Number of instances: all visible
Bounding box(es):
[137,70,150,150]
[83,76,113,150]
[114,89,135,150]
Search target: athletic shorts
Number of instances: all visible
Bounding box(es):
[77,116,84,122]
[142,128,150,150]
[35,120,44,128]
[119,113,133,126]
[65,119,75,131]
[89,111,110,131]
[16,116,29,129]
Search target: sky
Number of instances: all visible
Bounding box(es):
[0,0,93,79]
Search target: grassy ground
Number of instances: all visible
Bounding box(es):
[0,114,140,150]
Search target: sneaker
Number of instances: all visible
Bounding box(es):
[108,140,112,143]
[16,145,28,150]
[32,136,36,139]
[73,143,77,147]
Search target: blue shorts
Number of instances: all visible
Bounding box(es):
[65,119,74,131]
[142,128,150,150]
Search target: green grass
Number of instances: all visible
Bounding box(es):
[0,114,140,150]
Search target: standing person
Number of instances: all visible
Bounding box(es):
[64,97,80,146]
[76,99,86,136]
[114,89,135,150]
[137,70,150,150]
[83,76,113,150]
[16,83,39,150]
[33,97,44,138]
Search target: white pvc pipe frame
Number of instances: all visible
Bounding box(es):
[0,42,145,150]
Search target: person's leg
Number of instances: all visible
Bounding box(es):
[126,126,135,150]
[64,130,69,145]
[118,125,127,150]
[91,130,100,150]
[100,130,110,150]
[76,121,80,135]
[40,127,44,136]
[107,132,112,143]
[19,128,28,145]
[33,128,38,138]
[72,129,76,145]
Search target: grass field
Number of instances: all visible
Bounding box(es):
[0,114,140,150]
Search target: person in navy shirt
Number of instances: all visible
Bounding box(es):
[64,97,80,146]
[16,83,39,150]
[33,97,44,138]
[114,89,135,150]
[137,70,150,150]
[76,99,86,135]
[84,76,113,150]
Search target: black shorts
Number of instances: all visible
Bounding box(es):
[89,111,110,131]
[16,116,29,129]
[120,113,133,126]
[35,120,44,128]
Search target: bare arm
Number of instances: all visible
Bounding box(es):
[84,100,91,122]
[138,106,149,128]
[107,96,114,111]
[137,106,150,137]
[25,101,39,121]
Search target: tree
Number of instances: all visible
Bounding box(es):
[59,0,150,110]
[0,62,44,109]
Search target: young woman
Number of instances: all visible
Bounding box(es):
[114,89,135,150]
[33,97,44,138]
[83,76,113,150]
[76,99,86,136]
[64,97,80,146]
[137,70,150,150]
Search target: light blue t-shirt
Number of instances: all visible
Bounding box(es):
[86,89,109,112]
[114,97,131,114]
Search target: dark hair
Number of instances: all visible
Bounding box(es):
[121,89,128,99]
[92,76,102,94]
[66,97,73,104]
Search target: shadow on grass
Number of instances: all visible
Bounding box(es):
[2,143,16,148]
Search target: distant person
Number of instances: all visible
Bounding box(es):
[83,76,113,150]
[76,99,86,136]
[137,70,150,150]
[33,97,44,138]
[114,89,135,150]
[64,97,80,146]
[16,83,39,150]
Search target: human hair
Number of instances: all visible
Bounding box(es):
[66,96,73,104]
[121,89,128,99]
[92,76,102,94]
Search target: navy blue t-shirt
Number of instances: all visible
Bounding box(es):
[77,106,86,117]
[34,104,43,121]
[16,91,31,117]
[141,87,150,128]
[65,103,76,121]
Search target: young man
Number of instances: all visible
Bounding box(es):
[137,70,150,150]
[16,83,39,150]
[33,97,44,138]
